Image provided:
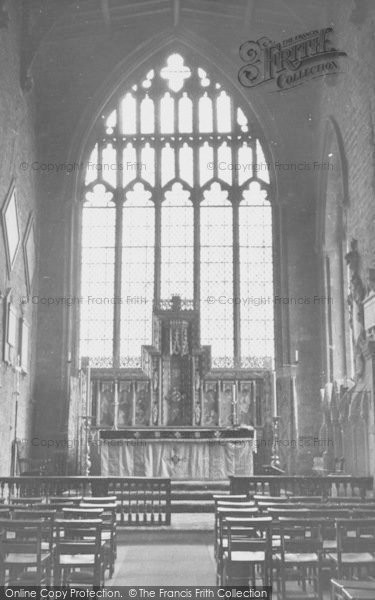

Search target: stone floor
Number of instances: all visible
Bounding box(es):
[111,530,216,586]
[110,529,332,598]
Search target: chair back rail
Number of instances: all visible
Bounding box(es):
[226,516,273,554]
[49,496,82,504]
[215,501,255,509]
[82,496,117,504]
[12,509,56,519]
[213,494,249,502]
[61,507,104,519]
[253,495,291,502]
[336,518,375,552]
[9,497,44,505]
[278,518,324,555]
[216,506,259,532]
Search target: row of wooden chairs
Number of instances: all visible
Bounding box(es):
[213,494,375,599]
[0,495,118,587]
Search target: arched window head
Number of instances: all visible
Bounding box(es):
[79,51,274,369]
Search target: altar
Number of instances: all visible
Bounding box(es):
[98,427,255,479]
[85,296,272,480]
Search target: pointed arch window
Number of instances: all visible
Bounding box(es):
[80,52,274,369]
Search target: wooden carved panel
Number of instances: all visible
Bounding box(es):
[118,381,133,427]
[99,381,115,427]
[238,381,255,426]
[135,382,150,426]
[164,355,190,426]
[220,382,234,427]
[202,382,219,426]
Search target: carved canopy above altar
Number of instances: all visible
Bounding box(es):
[90,296,271,431]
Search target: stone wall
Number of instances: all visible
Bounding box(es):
[0,3,38,475]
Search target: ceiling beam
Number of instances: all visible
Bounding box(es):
[173,0,180,27]
[100,0,111,27]
[244,0,256,32]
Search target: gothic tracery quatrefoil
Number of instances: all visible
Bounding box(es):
[160,54,191,92]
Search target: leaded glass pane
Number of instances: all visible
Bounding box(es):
[140,95,154,134]
[120,93,136,134]
[161,184,193,300]
[80,53,274,370]
[240,182,274,368]
[160,93,174,134]
[120,184,154,363]
[102,143,116,188]
[200,184,233,361]
[80,187,115,366]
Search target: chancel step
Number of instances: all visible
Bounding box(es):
[171,480,230,513]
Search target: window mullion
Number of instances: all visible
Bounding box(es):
[232,98,241,366]
[112,100,124,368]
[113,192,123,368]
[192,87,200,309]
[154,93,162,304]
[80,56,274,371]
[212,90,219,180]
[233,193,241,365]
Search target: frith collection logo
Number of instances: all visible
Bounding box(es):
[238,28,347,91]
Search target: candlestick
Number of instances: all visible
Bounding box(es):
[113,379,119,430]
[86,365,91,416]
[232,382,237,426]
[14,358,21,395]
[271,416,281,469]
[272,371,277,417]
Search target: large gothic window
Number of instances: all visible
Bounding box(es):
[80,52,274,369]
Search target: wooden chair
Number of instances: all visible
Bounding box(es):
[265,507,314,556]
[64,505,116,577]
[307,510,351,557]
[221,516,272,587]
[329,519,375,580]
[275,517,324,600]
[54,519,105,587]
[0,519,52,586]
[215,506,259,579]
[80,503,117,575]
[215,506,259,549]
[12,510,56,556]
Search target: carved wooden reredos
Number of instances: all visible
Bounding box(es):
[87,295,272,433]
